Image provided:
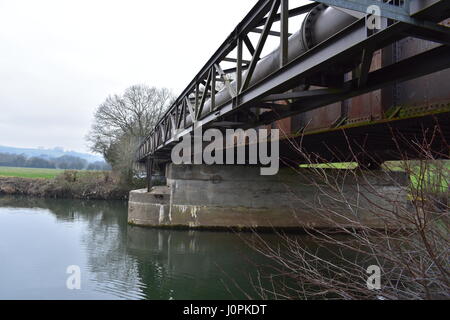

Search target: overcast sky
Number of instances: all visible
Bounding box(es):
[0,0,264,153]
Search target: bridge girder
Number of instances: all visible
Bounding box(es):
[136,0,450,163]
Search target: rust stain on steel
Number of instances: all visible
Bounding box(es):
[287,35,450,136]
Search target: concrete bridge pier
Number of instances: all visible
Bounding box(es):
[128,163,409,230]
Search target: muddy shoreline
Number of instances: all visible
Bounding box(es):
[0,176,130,200]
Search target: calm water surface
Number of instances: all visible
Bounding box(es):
[0,195,284,300]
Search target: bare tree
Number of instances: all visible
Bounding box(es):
[245,123,449,300]
[87,84,175,181]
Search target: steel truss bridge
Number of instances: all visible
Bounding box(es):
[136,0,450,170]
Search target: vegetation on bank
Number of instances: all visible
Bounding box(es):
[300,160,450,193]
[0,170,146,200]
[0,86,173,199]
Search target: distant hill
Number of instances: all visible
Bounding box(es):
[0,145,104,163]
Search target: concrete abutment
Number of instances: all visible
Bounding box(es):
[128,164,409,230]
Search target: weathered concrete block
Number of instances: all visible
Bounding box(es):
[128,187,171,226]
[128,164,409,230]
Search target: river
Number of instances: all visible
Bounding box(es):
[0,195,288,300]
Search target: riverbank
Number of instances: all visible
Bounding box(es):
[0,171,133,200]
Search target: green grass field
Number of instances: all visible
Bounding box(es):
[0,167,65,179]
[299,162,358,169]
[299,161,449,193]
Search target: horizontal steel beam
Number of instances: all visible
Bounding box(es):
[316,0,450,34]
[404,25,450,45]
[223,57,251,64]
[258,45,450,124]
[251,27,292,37]
[262,88,345,102]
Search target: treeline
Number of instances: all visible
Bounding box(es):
[87,85,174,182]
[0,152,111,171]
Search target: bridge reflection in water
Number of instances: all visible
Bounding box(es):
[0,195,325,300]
